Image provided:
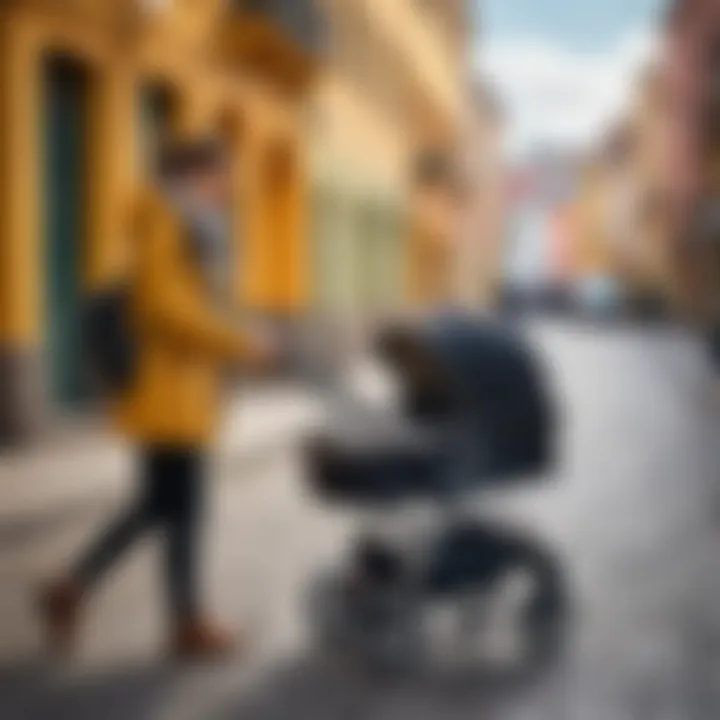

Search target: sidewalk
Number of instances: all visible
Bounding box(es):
[0,383,324,525]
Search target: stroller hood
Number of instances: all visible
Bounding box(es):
[377,313,557,477]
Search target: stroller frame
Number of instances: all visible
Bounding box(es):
[305,315,568,676]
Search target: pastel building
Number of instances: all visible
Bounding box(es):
[662,0,720,318]
[0,0,470,443]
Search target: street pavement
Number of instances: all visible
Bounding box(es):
[1,321,720,719]
[0,383,324,524]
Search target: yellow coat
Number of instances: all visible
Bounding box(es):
[114,189,252,447]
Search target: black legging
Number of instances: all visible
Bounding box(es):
[72,447,205,619]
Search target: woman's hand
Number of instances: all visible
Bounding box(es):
[245,327,282,374]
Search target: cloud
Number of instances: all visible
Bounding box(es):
[478,27,659,160]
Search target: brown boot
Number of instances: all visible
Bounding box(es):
[170,617,238,661]
[38,579,83,658]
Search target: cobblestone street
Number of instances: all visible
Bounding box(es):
[1,322,720,719]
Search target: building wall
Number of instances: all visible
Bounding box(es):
[663,0,720,319]
[624,67,677,301]
[574,110,665,299]
[0,0,315,440]
[573,160,616,281]
[308,0,409,319]
[573,67,676,307]
[310,0,467,317]
[409,0,469,308]
[455,84,506,308]
[0,0,469,440]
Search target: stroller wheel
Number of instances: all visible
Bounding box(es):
[426,522,569,672]
[306,569,355,654]
[306,568,426,676]
[481,534,569,671]
[517,545,569,668]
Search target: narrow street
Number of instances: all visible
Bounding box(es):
[1,322,720,719]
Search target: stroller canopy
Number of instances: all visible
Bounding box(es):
[306,313,557,507]
[377,313,556,477]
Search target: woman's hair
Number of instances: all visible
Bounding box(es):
[157,137,227,181]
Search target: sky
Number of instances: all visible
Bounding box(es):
[476,0,668,160]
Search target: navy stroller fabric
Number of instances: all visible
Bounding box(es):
[306,400,449,504]
[307,314,556,505]
[389,313,555,478]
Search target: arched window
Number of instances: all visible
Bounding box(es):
[138,82,179,177]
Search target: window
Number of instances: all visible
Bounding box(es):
[138,83,178,177]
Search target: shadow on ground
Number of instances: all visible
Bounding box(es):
[211,649,567,720]
[0,658,186,720]
[0,642,566,720]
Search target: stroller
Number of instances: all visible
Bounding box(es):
[304,312,566,675]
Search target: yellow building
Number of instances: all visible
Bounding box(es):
[574,119,650,292]
[0,0,468,442]
[577,67,681,308]
[311,0,468,316]
[573,157,615,280]
[409,1,469,308]
[0,0,323,440]
[625,65,676,304]
[577,68,677,310]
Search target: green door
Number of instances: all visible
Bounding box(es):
[358,202,402,314]
[43,57,89,407]
[312,187,356,313]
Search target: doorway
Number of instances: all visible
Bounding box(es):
[263,144,297,311]
[42,54,91,408]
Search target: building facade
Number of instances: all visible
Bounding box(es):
[0,0,470,443]
[454,81,506,308]
[623,65,675,306]
[0,0,324,441]
[573,64,676,313]
[406,0,470,309]
[573,112,669,310]
[662,0,720,320]
[573,155,617,285]
[307,0,468,330]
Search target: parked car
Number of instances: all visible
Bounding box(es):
[498,280,573,317]
[571,276,624,320]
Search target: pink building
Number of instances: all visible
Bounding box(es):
[662,0,720,314]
